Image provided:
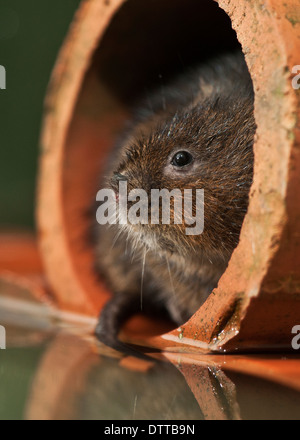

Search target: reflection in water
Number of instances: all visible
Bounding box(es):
[21,333,203,420]
[76,356,204,420]
[0,314,300,420]
[170,355,300,420]
[177,362,241,420]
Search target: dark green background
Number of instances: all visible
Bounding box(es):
[0,0,81,229]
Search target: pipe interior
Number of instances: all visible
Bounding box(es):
[94,0,241,104]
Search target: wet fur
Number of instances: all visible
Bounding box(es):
[93,53,256,356]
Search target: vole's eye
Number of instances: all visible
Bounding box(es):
[171,151,194,168]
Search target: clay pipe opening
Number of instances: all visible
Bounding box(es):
[38,0,300,352]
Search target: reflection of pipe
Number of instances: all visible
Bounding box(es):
[25,334,99,420]
[165,353,300,395]
[24,334,205,420]
[165,354,241,420]
[22,332,300,420]
[182,365,241,420]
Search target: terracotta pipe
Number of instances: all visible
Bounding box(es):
[36,0,300,352]
[0,232,51,305]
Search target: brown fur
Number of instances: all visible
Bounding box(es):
[93,53,256,356]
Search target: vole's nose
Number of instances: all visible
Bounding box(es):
[112,172,128,183]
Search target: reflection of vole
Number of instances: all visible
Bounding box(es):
[94,53,256,357]
[76,358,204,420]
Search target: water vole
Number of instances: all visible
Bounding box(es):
[93,53,256,357]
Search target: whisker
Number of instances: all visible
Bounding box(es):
[140,250,147,311]
[111,229,123,251]
[166,256,176,299]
